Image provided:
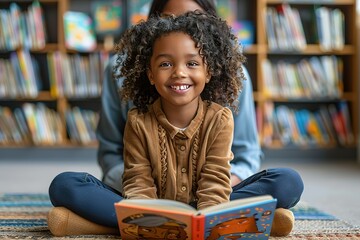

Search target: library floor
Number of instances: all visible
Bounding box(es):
[0,149,360,227]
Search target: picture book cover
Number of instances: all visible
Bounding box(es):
[215,0,254,46]
[128,0,150,25]
[232,20,255,46]
[91,0,123,37]
[216,0,237,25]
[115,195,277,240]
[63,11,96,52]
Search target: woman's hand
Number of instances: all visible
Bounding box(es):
[231,174,242,187]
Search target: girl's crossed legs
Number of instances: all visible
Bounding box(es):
[49,167,303,228]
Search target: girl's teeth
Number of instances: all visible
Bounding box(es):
[172,85,189,90]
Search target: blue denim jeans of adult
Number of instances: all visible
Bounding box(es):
[48,167,303,228]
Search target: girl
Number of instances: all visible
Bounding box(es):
[116,11,244,210]
[98,0,262,195]
[48,11,243,237]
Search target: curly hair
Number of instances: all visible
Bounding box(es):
[148,0,217,17]
[114,11,246,113]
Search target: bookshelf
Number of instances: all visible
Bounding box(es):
[0,0,358,156]
[217,0,357,152]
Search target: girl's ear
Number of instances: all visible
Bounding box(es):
[147,68,155,85]
[206,72,211,83]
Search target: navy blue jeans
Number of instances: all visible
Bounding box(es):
[48,168,303,228]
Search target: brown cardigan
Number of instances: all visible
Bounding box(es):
[122,98,234,210]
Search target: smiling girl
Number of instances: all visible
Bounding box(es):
[117,11,244,209]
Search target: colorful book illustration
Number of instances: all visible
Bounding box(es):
[215,0,254,46]
[128,0,150,25]
[91,0,123,36]
[232,20,254,46]
[91,0,123,50]
[216,0,237,25]
[63,11,96,52]
[115,195,276,240]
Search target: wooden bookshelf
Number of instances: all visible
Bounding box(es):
[220,0,358,150]
[255,0,358,149]
[0,0,358,154]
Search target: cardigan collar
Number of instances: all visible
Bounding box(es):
[151,98,206,139]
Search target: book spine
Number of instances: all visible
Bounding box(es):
[192,214,205,240]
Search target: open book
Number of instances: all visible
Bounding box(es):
[114,195,277,240]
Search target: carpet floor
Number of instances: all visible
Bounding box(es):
[1,193,359,239]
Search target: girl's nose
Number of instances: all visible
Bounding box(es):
[171,66,187,78]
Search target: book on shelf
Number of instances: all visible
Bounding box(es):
[91,0,123,36]
[0,1,46,51]
[29,0,47,49]
[328,104,347,146]
[22,103,64,145]
[276,4,306,50]
[47,52,105,98]
[318,106,337,145]
[9,50,40,98]
[215,0,254,46]
[315,6,345,51]
[262,102,275,146]
[115,195,277,240]
[0,106,26,144]
[262,55,343,98]
[313,111,331,145]
[331,8,345,50]
[216,0,236,23]
[265,4,306,51]
[13,108,32,144]
[66,107,98,145]
[274,106,292,145]
[265,7,278,50]
[63,11,96,52]
[337,101,354,145]
[232,20,254,46]
[128,0,150,26]
[91,0,123,51]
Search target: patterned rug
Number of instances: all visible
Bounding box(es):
[1,193,359,239]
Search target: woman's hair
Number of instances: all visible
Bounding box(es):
[148,0,217,17]
[114,11,246,113]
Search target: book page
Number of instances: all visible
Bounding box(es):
[115,199,196,239]
[199,195,273,214]
[119,199,197,213]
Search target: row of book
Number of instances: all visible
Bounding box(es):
[262,55,343,98]
[316,6,345,51]
[0,51,109,99]
[266,4,306,50]
[0,50,41,98]
[63,0,258,51]
[66,107,98,145]
[0,104,64,145]
[0,104,98,146]
[64,0,148,51]
[258,102,354,147]
[0,0,258,52]
[0,1,46,51]
[265,4,345,51]
[47,51,109,98]
[1,101,354,147]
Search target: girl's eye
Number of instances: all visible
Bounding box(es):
[187,61,199,67]
[159,62,172,67]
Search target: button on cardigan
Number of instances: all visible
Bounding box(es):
[122,98,234,210]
